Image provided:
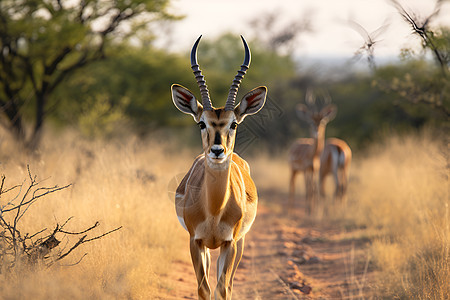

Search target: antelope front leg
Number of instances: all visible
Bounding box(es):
[289,169,297,209]
[319,172,327,199]
[304,169,314,214]
[190,238,212,300]
[227,237,244,298]
[215,240,237,300]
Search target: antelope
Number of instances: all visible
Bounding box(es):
[171,35,267,300]
[320,138,352,204]
[288,91,337,213]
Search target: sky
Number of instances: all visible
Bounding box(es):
[161,0,450,60]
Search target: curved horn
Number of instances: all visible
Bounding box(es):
[224,35,251,111]
[191,35,213,111]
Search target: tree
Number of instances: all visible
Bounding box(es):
[391,0,449,76]
[51,46,193,136]
[0,0,177,149]
[373,0,450,120]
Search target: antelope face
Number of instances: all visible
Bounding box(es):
[171,35,267,168]
[199,109,237,164]
[172,84,267,167]
[296,103,337,137]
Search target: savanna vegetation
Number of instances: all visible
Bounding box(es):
[348,131,448,299]
[0,131,192,298]
[0,0,448,299]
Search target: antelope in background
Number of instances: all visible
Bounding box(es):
[289,90,352,213]
[320,138,352,205]
[289,90,336,213]
[171,35,267,300]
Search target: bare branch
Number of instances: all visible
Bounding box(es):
[56,235,86,261]
[59,216,74,230]
[59,253,88,267]
[1,170,122,271]
[83,226,122,243]
[28,228,47,239]
[0,175,5,195]
[59,221,100,235]
[0,180,25,212]
[390,0,448,75]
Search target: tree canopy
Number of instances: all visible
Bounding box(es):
[0,0,176,149]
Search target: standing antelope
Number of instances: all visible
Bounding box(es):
[320,138,352,204]
[288,92,337,213]
[171,35,267,300]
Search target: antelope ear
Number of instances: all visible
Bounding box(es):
[234,86,267,123]
[171,84,203,122]
[320,104,337,123]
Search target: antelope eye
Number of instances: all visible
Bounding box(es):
[197,121,206,130]
[230,122,237,130]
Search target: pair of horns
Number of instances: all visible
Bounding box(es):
[190,35,251,111]
[305,88,333,113]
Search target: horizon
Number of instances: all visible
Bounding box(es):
[156,0,450,62]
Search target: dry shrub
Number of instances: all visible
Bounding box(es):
[0,129,192,299]
[346,130,449,299]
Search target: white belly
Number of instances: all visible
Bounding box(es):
[177,216,188,231]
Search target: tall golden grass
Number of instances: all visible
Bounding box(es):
[346,130,449,299]
[0,127,447,299]
[0,129,192,299]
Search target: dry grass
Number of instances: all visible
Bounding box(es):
[345,130,449,299]
[0,127,447,299]
[256,130,449,298]
[0,129,193,299]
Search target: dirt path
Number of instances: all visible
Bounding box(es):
[163,189,374,299]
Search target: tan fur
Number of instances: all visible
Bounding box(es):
[176,153,257,247]
[320,138,352,204]
[172,83,266,299]
[288,126,326,213]
[289,103,338,213]
[176,152,258,300]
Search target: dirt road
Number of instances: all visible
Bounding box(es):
[163,189,374,299]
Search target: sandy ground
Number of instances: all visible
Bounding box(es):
[161,188,375,299]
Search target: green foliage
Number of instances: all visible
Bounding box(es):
[374,59,449,127]
[0,0,176,148]
[78,94,130,139]
[52,33,300,147]
[50,31,448,153]
[52,46,193,134]
[326,75,382,150]
[431,26,450,63]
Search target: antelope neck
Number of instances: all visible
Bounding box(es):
[312,125,326,157]
[204,156,232,216]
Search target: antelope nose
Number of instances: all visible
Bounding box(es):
[211,147,224,157]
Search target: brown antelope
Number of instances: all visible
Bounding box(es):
[171,35,267,300]
[320,138,352,204]
[288,91,337,213]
